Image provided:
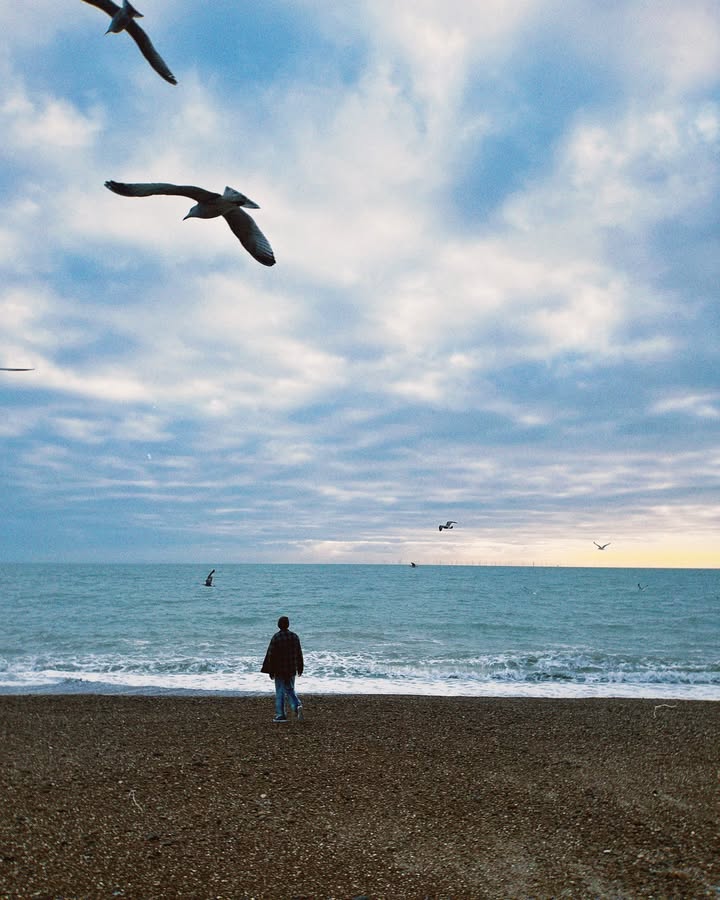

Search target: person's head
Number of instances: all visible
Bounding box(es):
[277,615,290,630]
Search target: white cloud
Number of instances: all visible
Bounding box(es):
[531,1,720,98]
[0,283,84,358]
[503,103,718,235]
[0,85,104,156]
[316,0,542,108]
[651,392,720,419]
[614,1,720,94]
[0,1,65,48]
[0,2,717,563]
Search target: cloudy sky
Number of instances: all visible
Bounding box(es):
[1,1,718,567]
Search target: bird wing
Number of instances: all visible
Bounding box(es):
[0,368,34,371]
[223,208,276,266]
[105,181,219,203]
[223,187,260,208]
[81,0,121,16]
[125,18,177,85]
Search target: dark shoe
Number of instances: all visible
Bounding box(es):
[273,716,288,723]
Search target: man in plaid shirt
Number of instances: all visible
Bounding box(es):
[261,615,305,723]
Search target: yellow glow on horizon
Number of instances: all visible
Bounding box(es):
[298,533,719,568]
[554,535,719,569]
[557,548,719,569]
[387,537,719,569]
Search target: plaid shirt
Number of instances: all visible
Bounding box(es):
[261,628,304,678]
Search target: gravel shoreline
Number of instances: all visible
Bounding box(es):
[0,695,717,898]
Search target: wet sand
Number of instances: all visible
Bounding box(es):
[0,695,717,898]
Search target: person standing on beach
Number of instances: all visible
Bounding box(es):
[261,616,304,723]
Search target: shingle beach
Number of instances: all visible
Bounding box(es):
[1,695,717,898]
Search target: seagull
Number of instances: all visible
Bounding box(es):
[439,521,457,531]
[105,181,276,266]
[204,569,215,587]
[593,541,611,550]
[82,0,177,85]
[0,368,34,371]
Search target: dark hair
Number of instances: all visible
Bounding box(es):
[277,616,290,630]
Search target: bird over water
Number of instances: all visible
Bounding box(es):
[105,181,276,266]
[82,0,177,85]
[439,521,457,531]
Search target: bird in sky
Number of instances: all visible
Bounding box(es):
[82,0,177,85]
[105,181,276,266]
[439,521,457,531]
[593,541,611,550]
[0,368,34,371]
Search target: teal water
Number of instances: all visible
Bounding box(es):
[0,564,717,698]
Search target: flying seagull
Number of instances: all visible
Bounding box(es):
[0,368,34,371]
[439,521,457,531]
[105,181,276,266]
[593,541,611,550]
[82,0,177,85]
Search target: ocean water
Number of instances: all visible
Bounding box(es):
[0,564,718,700]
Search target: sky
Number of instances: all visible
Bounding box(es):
[1,1,718,567]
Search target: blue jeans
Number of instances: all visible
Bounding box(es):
[274,675,301,718]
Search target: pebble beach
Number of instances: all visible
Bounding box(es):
[0,695,717,898]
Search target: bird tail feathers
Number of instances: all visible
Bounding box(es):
[223,187,260,208]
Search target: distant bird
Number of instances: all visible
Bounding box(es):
[439,521,457,531]
[105,181,276,266]
[82,0,177,85]
[0,368,34,371]
[204,569,215,587]
[593,541,611,550]
[638,583,646,591]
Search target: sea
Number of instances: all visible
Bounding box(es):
[1,564,718,700]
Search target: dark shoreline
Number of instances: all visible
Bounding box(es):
[2,685,717,700]
[1,695,717,898]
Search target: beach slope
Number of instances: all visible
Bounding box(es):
[0,695,717,898]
